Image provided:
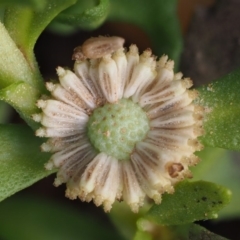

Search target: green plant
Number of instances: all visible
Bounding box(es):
[0,1,239,239]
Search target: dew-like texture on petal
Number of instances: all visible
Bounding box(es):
[34,37,204,212]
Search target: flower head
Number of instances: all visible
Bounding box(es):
[33,37,204,212]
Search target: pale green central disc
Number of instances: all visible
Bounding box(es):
[87,98,150,160]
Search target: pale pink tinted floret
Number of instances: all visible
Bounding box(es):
[33,39,204,212]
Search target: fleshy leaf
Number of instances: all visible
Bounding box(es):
[193,147,240,219]
[0,124,52,202]
[135,220,229,240]
[146,181,231,226]
[109,202,149,240]
[3,0,77,65]
[182,224,228,240]
[0,82,41,129]
[0,194,124,240]
[0,0,47,11]
[133,230,152,240]
[108,0,182,66]
[55,0,110,30]
[0,22,36,89]
[197,68,240,150]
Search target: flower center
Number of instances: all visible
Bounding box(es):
[87,98,150,160]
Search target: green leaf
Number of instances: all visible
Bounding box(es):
[108,0,182,67]
[3,0,77,66]
[0,82,41,129]
[0,22,36,89]
[54,0,110,30]
[0,0,47,11]
[0,22,45,128]
[197,68,240,150]
[135,219,229,240]
[133,230,152,240]
[0,194,124,240]
[0,124,52,202]
[146,181,231,226]
[193,147,240,219]
[173,223,229,240]
[0,8,4,21]
[179,224,230,240]
[109,202,149,240]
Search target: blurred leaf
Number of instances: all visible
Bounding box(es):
[108,0,182,67]
[133,230,152,240]
[135,219,228,240]
[193,147,240,219]
[146,181,231,226]
[0,22,37,89]
[3,0,76,66]
[184,224,228,240]
[168,223,229,240]
[109,201,149,240]
[54,0,110,30]
[0,0,47,11]
[0,194,123,240]
[0,8,4,21]
[0,124,52,202]
[197,68,240,151]
[193,148,228,183]
[0,82,41,129]
[0,101,12,123]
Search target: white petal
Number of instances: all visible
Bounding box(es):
[149,109,196,129]
[139,79,192,107]
[57,67,96,109]
[124,50,156,100]
[56,145,96,186]
[39,114,87,129]
[79,153,109,194]
[37,99,88,122]
[46,82,87,111]
[74,61,101,101]
[155,57,174,86]
[124,44,139,90]
[135,140,182,166]
[112,48,128,99]
[147,91,196,119]
[173,72,183,80]
[49,141,91,168]
[94,156,120,212]
[147,129,189,148]
[147,128,202,154]
[42,134,85,152]
[88,59,105,104]
[147,126,201,143]
[121,161,145,213]
[131,154,166,203]
[36,127,85,138]
[98,55,119,103]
